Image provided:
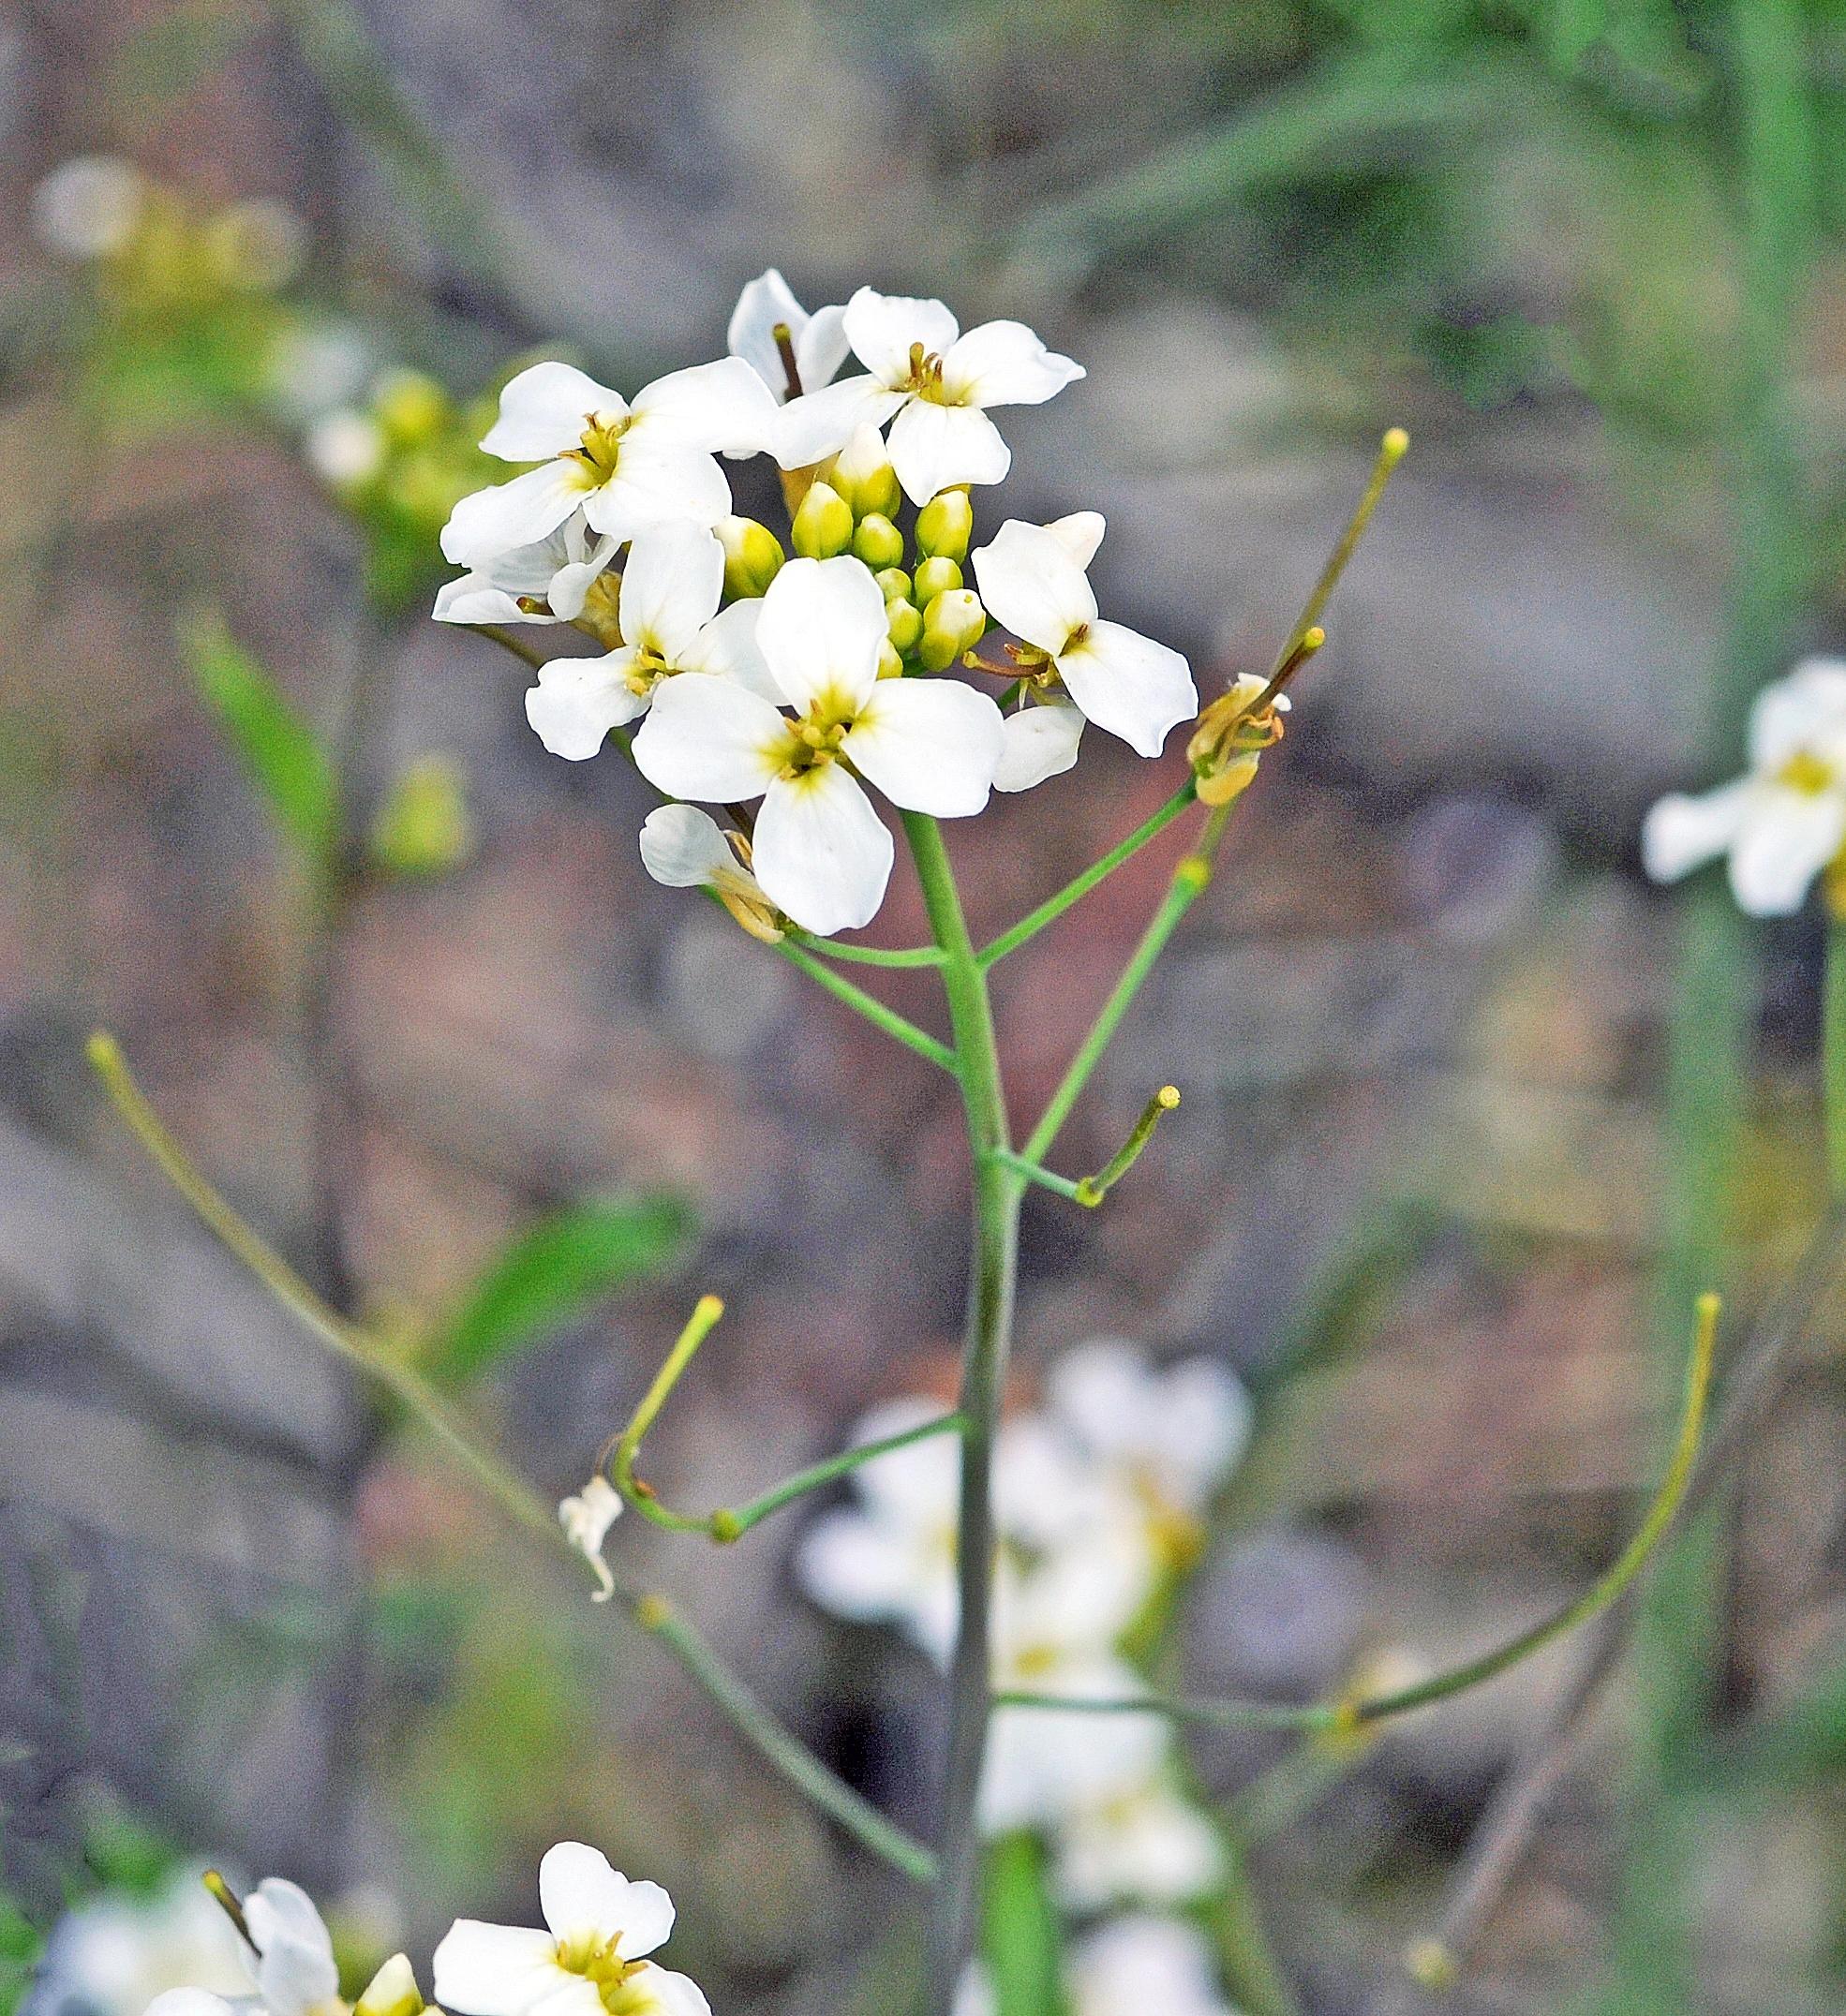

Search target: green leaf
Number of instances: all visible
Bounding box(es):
[982,1831,1065,2016]
[181,610,338,873]
[436,1195,695,1381]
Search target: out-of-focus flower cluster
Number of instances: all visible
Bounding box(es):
[429,271,1251,938]
[800,1340,1249,2005]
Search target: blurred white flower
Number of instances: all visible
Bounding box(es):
[776,289,1083,502]
[979,1646,1167,1837]
[727,269,850,403]
[145,1879,341,2016]
[32,156,146,259]
[1643,657,1846,916]
[27,1865,247,2016]
[950,1962,995,2016]
[206,200,306,292]
[1048,1341,1250,1525]
[973,516,1197,761]
[266,322,374,424]
[1066,1914,1233,2016]
[433,517,615,629]
[305,411,385,488]
[558,1475,623,1601]
[439,360,777,569]
[633,556,1003,935]
[433,1843,707,2016]
[525,521,781,759]
[1051,1777,1226,1912]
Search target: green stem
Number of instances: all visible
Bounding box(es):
[976,780,1198,967]
[986,1149,1084,1203]
[902,813,1022,2015]
[475,624,547,671]
[789,931,946,969]
[1826,915,1846,1196]
[774,940,959,1073]
[1206,1839,1302,2016]
[86,1031,937,1886]
[612,1295,729,1533]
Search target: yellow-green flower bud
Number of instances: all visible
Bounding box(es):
[878,638,905,680]
[831,426,902,519]
[853,513,905,571]
[718,515,785,600]
[916,488,974,563]
[913,555,963,605]
[369,753,475,880]
[886,597,924,656]
[374,370,450,450]
[919,588,986,673]
[791,481,855,559]
[353,1955,424,2016]
[875,567,913,605]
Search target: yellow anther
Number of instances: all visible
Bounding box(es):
[1778,749,1835,794]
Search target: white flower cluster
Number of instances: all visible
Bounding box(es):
[799,1341,1249,1951]
[1644,657,1846,916]
[131,1846,706,2016]
[957,1912,1239,2016]
[432,273,1200,937]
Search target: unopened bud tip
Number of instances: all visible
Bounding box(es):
[1382,426,1409,458]
[1156,1085,1180,1109]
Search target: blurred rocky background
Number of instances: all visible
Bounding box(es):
[3,3,1846,2015]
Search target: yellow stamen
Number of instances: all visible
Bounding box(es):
[1778,749,1835,794]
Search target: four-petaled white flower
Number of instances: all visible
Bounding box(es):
[633,556,1004,935]
[1643,657,1846,916]
[776,289,1083,503]
[440,360,778,570]
[145,1881,343,2016]
[1067,1914,1234,2016]
[974,515,1198,765]
[727,269,850,403]
[558,1475,623,1602]
[433,1843,707,2016]
[434,517,618,629]
[525,520,782,760]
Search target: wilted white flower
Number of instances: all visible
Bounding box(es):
[433,1843,707,2016]
[439,360,778,570]
[633,555,1003,935]
[433,517,615,629]
[525,520,781,759]
[727,269,850,403]
[305,410,385,488]
[776,289,1083,502]
[1066,1914,1233,2016]
[144,1879,342,2016]
[1051,1777,1227,1912]
[32,156,146,259]
[974,516,1197,762]
[558,1475,623,1601]
[1048,1341,1250,1525]
[27,1865,248,2016]
[1644,657,1846,916]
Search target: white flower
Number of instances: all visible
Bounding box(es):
[33,156,146,259]
[524,520,780,759]
[1048,1341,1250,1524]
[439,360,778,570]
[28,1865,249,2016]
[433,1843,707,2016]
[775,288,1084,502]
[305,410,385,487]
[973,516,1198,761]
[1066,1915,1233,2016]
[558,1475,623,1601]
[1051,1777,1227,1912]
[950,1963,995,2016]
[144,1880,342,2016]
[434,516,621,630]
[1643,657,1846,916]
[632,556,1004,935]
[727,269,851,403]
[979,1644,1168,1837]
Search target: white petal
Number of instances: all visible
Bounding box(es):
[432,1923,567,2016]
[1048,511,1106,570]
[1641,781,1751,884]
[970,520,1097,655]
[796,1511,928,1623]
[727,268,808,394]
[752,766,894,935]
[772,378,906,470]
[1727,787,1846,914]
[632,674,789,802]
[1056,620,1198,758]
[545,557,606,623]
[1749,659,1846,771]
[619,522,724,662]
[537,1845,673,1958]
[441,464,592,568]
[631,357,781,458]
[482,363,625,461]
[755,556,887,715]
[146,1994,239,2016]
[886,400,1011,504]
[526,653,648,760]
[246,1881,338,2016]
[627,1966,711,2016]
[433,577,537,626]
[994,703,1084,791]
[677,599,785,704]
[639,805,735,887]
[796,304,852,393]
[582,448,731,542]
[842,287,961,386]
[844,677,1004,817]
[940,319,1085,408]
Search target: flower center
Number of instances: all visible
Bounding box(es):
[1778,749,1835,795]
[777,700,853,779]
[901,341,956,406]
[554,1935,657,2015]
[623,647,671,699]
[563,408,629,483]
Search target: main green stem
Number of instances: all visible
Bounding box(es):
[903,812,1023,2012]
